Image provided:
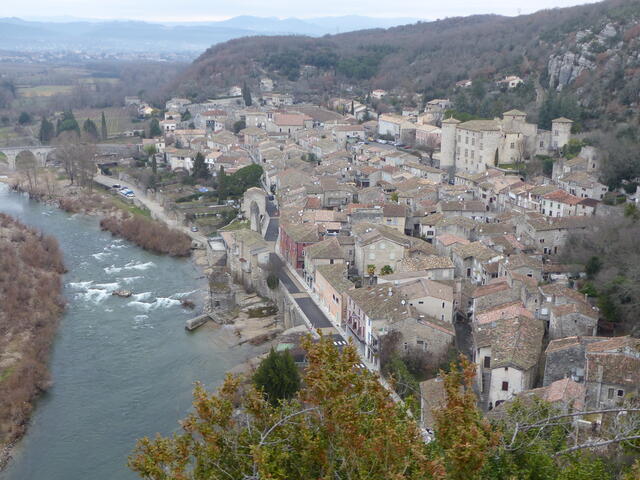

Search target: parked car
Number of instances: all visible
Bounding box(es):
[112,184,121,189]
[190,226,199,232]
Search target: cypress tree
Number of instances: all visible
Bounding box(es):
[191,152,210,180]
[100,111,108,140]
[38,116,55,144]
[83,119,99,140]
[242,81,252,107]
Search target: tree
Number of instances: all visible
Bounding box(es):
[38,117,55,144]
[82,119,99,141]
[182,109,192,122]
[253,348,301,405]
[242,81,252,107]
[233,119,246,134]
[56,111,80,137]
[18,111,31,125]
[144,145,158,176]
[191,152,210,180]
[56,139,96,188]
[129,335,445,479]
[367,264,376,284]
[149,118,162,138]
[100,111,108,140]
[380,265,394,275]
[390,191,399,202]
[433,355,500,480]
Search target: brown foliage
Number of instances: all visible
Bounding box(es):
[99,215,191,257]
[0,214,65,453]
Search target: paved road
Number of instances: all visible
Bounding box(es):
[265,217,279,241]
[93,174,208,245]
[294,297,332,329]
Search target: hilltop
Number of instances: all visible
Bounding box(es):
[176,0,640,118]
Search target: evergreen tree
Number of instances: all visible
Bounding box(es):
[242,81,252,107]
[18,111,32,125]
[149,118,162,138]
[100,111,108,140]
[217,165,227,203]
[56,111,80,137]
[82,119,99,141]
[191,152,210,180]
[182,109,192,121]
[253,348,301,405]
[38,116,55,144]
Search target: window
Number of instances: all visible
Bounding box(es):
[608,388,615,399]
[418,301,424,305]
[510,143,515,149]
[403,342,408,351]
[466,268,471,277]
[617,389,624,397]
[484,356,491,368]
[502,381,509,391]
[368,252,375,260]
[442,302,445,308]
[417,340,426,351]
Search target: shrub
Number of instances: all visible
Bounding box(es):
[99,215,192,257]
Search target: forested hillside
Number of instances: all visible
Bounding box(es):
[176,0,640,120]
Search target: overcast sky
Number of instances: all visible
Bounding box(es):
[6,0,600,22]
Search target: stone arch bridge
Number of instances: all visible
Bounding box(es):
[0,146,56,170]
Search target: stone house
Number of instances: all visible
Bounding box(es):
[434,233,470,258]
[278,222,320,270]
[383,255,456,282]
[473,315,545,409]
[585,336,640,409]
[450,241,502,284]
[391,315,455,362]
[382,203,408,233]
[302,237,345,290]
[344,284,413,366]
[377,114,403,138]
[220,229,271,294]
[515,214,590,256]
[438,200,491,222]
[541,190,583,217]
[397,278,455,324]
[558,171,608,200]
[549,302,599,340]
[402,162,446,183]
[543,336,606,386]
[314,263,354,326]
[353,224,412,278]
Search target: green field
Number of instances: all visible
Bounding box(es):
[76,107,148,138]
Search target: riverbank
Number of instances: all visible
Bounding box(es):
[0,214,66,471]
[3,172,194,258]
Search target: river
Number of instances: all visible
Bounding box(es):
[0,184,254,480]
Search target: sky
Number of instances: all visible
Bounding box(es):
[5,0,600,22]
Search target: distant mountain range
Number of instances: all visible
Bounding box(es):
[0,16,423,54]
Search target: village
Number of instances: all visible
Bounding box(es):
[50,75,640,433]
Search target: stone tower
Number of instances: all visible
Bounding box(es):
[439,117,460,172]
[551,117,573,151]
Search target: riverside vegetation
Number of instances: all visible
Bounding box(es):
[0,213,65,468]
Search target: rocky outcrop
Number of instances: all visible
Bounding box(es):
[548,52,596,91]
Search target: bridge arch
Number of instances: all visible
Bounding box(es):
[0,146,56,170]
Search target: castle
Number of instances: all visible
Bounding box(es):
[439,110,572,174]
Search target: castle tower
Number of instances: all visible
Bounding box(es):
[551,117,573,151]
[439,117,460,172]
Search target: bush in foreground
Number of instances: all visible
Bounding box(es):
[100,215,191,257]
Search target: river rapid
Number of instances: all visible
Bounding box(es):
[0,184,253,480]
